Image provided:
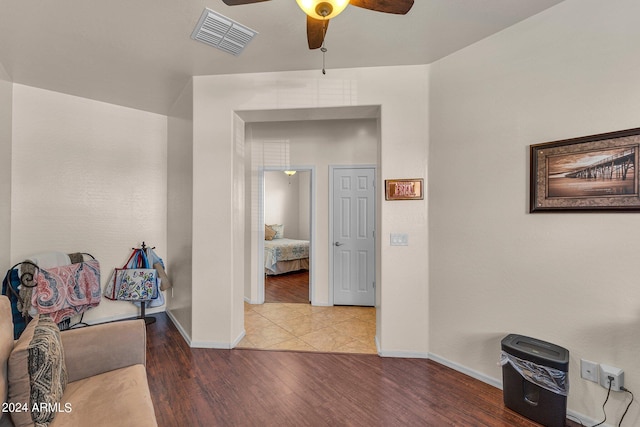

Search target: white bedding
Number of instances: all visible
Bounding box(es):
[264,238,309,274]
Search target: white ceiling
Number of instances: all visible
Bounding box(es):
[0,0,564,115]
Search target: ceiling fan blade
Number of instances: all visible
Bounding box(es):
[221,0,270,5]
[307,16,329,50]
[349,0,414,15]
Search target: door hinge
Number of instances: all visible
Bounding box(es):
[373,281,375,289]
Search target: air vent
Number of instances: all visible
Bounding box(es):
[191,8,258,56]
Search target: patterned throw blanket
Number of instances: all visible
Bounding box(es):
[32,260,101,324]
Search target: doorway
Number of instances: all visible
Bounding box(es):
[238,109,381,354]
[260,168,314,305]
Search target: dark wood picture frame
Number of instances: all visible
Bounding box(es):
[385,179,424,201]
[530,127,640,212]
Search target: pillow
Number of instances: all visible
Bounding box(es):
[269,224,284,239]
[265,225,276,241]
[7,315,67,427]
[27,315,67,426]
[8,316,39,427]
[0,297,14,424]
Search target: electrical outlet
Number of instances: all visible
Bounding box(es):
[580,359,599,383]
[599,364,624,391]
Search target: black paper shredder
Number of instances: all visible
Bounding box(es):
[501,334,569,427]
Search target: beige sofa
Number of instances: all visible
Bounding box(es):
[0,296,157,427]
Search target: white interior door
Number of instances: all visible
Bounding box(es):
[332,167,375,306]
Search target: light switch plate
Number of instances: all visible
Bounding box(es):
[390,233,408,246]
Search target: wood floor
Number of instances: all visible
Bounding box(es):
[145,313,581,426]
[265,270,309,303]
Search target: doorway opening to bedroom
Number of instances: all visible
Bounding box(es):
[263,169,312,304]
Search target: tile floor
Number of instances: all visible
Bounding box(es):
[238,302,377,354]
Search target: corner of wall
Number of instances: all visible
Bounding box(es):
[0,62,12,271]
[0,61,11,82]
[166,78,194,340]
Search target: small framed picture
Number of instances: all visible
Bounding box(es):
[385,179,423,201]
[530,127,640,212]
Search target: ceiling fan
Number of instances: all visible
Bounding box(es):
[221,0,415,49]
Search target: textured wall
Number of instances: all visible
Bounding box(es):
[264,171,302,239]
[11,84,167,323]
[0,63,11,272]
[167,79,194,339]
[429,0,640,423]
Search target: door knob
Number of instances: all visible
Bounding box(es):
[334,242,344,246]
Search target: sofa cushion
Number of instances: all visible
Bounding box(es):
[0,297,14,426]
[50,364,157,427]
[27,315,67,426]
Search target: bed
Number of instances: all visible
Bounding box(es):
[264,238,309,275]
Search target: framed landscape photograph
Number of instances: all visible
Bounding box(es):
[530,127,640,212]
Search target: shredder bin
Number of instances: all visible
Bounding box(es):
[501,334,569,427]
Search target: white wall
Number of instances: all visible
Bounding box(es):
[0,63,11,272]
[167,79,194,339]
[11,84,168,323]
[264,171,301,238]
[429,0,640,423]
[263,169,311,240]
[191,66,429,355]
[0,63,9,82]
[298,171,310,240]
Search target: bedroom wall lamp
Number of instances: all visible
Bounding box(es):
[295,0,349,20]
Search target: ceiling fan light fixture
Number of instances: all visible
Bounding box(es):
[296,0,349,20]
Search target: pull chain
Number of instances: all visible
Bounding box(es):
[321,19,327,75]
[321,46,327,74]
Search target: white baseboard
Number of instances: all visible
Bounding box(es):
[165,309,193,345]
[428,352,502,389]
[190,329,246,349]
[374,336,428,358]
[373,335,428,358]
[86,307,166,326]
[232,330,246,348]
[166,310,246,349]
[427,353,600,426]
[379,349,429,359]
[567,410,602,427]
[190,341,231,349]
